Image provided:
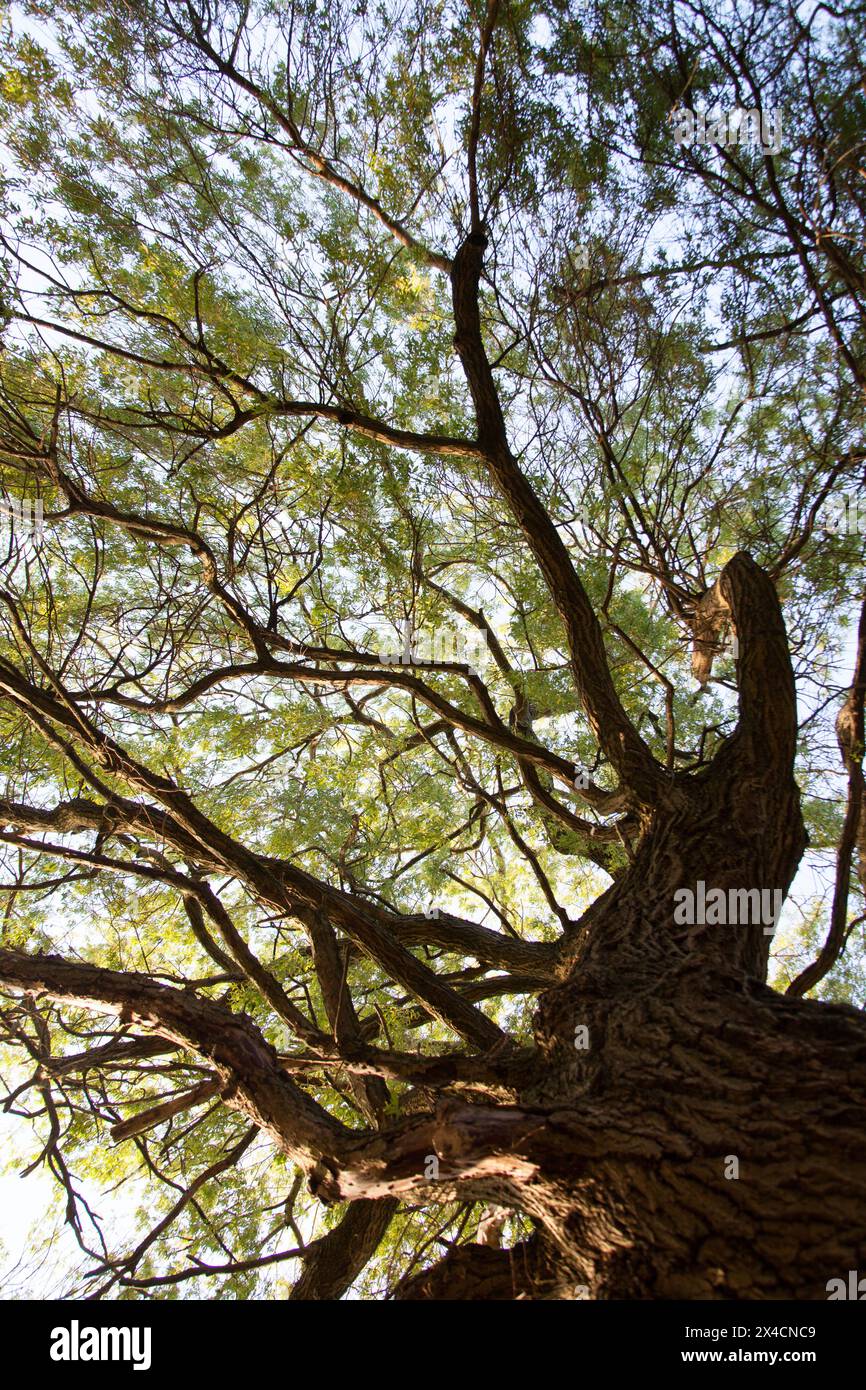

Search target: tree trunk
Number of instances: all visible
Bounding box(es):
[313,553,866,1299]
[391,945,866,1299]
[379,791,866,1299]
[308,745,866,1299]
[516,798,866,1300]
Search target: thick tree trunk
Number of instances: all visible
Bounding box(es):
[316,550,866,1299]
[385,800,866,1298]
[390,950,866,1299]
[517,806,866,1299]
[519,972,866,1299]
[314,767,866,1298]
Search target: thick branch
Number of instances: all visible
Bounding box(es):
[110,1077,221,1142]
[0,948,346,1168]
[288,1198,398,1300]
[450,236,662,807]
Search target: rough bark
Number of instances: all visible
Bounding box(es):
[395,1235,568,1300]
[288,1199,398,1301]
[302,549,866,1298]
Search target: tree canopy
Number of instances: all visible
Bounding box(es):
[0,0,863,1299]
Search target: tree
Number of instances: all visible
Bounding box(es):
[0,0,863,1299]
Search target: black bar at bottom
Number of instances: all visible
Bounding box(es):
[0,1296,861,1376]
